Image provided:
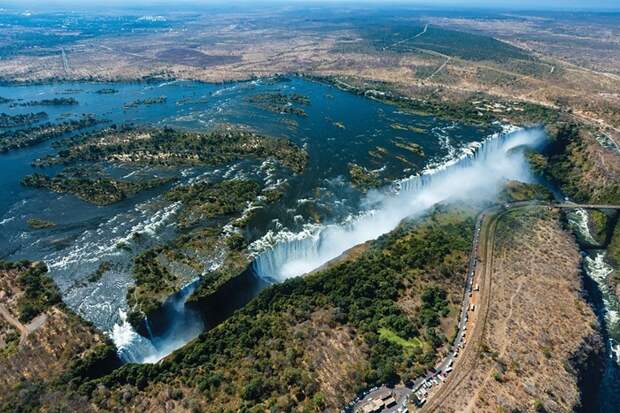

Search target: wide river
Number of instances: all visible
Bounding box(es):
[1,77,617,411]
[0,76,490,343]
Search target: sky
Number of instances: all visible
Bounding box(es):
[2,0,620,12]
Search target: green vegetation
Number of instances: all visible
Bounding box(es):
[126,180,275,326]
[588,209,608,245]
[127,248,178,323]
[378,327,423,349]
[607,219,620,271]
[498,180,553,203]
[390,123,425,134]
[18,97,78,106]
[377,91,497,125]
[392,138,425,157]
[76,208,473,411]
[361,24,531,63]
[262,182,289,204]
[87,261,112,283]
[22,172,175,205]
[0,259,120,412]
[36,126,308,173]
[127,227,249,329]
[128,178,292,325]
[189,247,249,302]
[124,96,167,109]
[247,92,310,117]
[165,179,262,227]
[0,323,20,357]
[315,75,558,126]
[0,115,100,153]
[26,218,56,229]
[15,262,61,323]
[62,341,122,385]
[534,123,620,204]
[0,111,47,128]
[348,163,382,190]
[369,145,389,159]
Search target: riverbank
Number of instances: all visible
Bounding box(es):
[419,206,603,412]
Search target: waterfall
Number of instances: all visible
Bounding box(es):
[112,278,204,364]
[252,126,546,281]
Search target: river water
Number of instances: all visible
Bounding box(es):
[567,210,620,412]
[0,76,491,359]
[2,77,616,408]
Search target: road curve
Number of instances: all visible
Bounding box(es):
[419,201,619,412]
[345,201,618,412]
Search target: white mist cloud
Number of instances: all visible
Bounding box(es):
[253,126,546,281]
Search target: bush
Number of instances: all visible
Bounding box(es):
[16,262,61,323]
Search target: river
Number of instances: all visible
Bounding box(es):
[0,76,491,360]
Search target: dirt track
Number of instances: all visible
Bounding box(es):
[0,303,47,346]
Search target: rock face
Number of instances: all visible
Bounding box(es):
[569,333,605,412]
[430,207,603,413]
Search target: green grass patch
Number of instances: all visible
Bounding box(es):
[379,327,423,349]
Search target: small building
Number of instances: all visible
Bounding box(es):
[385,397,397,408]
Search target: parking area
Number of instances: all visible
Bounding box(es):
[346,211,487,413]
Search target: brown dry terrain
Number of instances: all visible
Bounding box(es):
[0,263,112,411]
[1,9,620,135]
[424,207,602,413]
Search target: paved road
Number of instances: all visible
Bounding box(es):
[345,201,619,413]
[420,201,619,412]
[347,206,493,413]
[419,207,500,412]
[427,57,451,80]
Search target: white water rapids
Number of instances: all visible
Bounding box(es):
[111,125,546,363]
[251,125,545,281]
[569,209,620,364]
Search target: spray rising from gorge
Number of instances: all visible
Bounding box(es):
[252,126,546,281]
[108,126,545,364]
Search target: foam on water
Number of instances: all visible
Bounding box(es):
[568,208,598,245]
[251,125,541,281]
[111,277,205,364]
[571,210,620,365]
[42,200,181,340]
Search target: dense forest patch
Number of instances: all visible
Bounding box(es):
[22,172,175,205]
[360,23,531,63]
[530,123,620,204]
[76,206,473,412]
[34,125,308,173]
